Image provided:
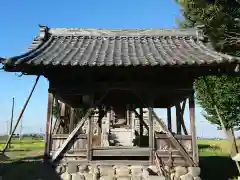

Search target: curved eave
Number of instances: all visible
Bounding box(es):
[1,26,240,74]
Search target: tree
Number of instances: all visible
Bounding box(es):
[177,0,240,56]
[176,0,240,155]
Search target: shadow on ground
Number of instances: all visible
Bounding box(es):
[0,157,61,180]
[200,156,239,180]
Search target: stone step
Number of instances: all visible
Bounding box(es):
[148,176,166,180]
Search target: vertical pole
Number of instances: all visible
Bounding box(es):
[19,117,23,141]
[149,107,154,164]
[8,97,15,148]
[167,107,172,132]
[44,92,54,158]
[176,103,182,134]
[9,97,15,135]
[2,75,40,154]
[189,91,199,165]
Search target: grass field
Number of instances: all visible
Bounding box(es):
[0,138,240,180]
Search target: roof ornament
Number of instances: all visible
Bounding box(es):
[39,24,49,40]
[196,25,206,41]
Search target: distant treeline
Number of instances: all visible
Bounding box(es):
[0,133,44,140]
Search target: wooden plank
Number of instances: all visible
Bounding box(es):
[189,92,199,165]
[156,150,193,156]
[52,134,87,139]
[92,148,149,156]
[50,150,87,157]
[62,160,150,166]
[61,159,187,166]
[151,109,196,166]
[93,146,140,149]
[51,108,93,162]
[155,134,192,140]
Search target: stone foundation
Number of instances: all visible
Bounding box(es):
[55,164,201,180]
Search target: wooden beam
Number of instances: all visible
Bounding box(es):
[44,92,54,157]
[189,91,199,165]
[51,108,93,162]
[92,148,149,156]
[151,109,196,166]
[167,107,172,131]
[1,75,40,154]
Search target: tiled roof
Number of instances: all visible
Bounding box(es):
[1,25,239,67]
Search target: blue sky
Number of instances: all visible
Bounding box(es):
[0,0,230,138]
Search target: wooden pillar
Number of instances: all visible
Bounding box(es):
[69,108,75,131]
[126,104,130,126]
[101,108,110,147]
[140,108,144,137]
[167,107,172,132]
[189,91,199,165]
[176,103,182,134]
[149,107,154,163]
[59,102,65,134]
[44,92,54,158]
[87,114,93,161]
[131,110,136,129]
[87,95,94,161]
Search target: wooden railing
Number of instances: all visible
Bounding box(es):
[50,133,193,166]
[155,134,192,152]
[155,134,193,166]
[50,134,87,156]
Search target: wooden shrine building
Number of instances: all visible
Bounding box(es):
[1,25,240,179]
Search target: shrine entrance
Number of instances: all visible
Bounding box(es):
[1,25,239,180]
